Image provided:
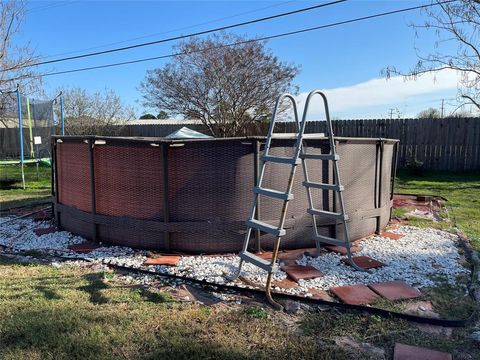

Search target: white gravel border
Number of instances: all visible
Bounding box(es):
[0,216,470,296]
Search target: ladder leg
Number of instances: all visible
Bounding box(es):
[301,90,368,272]
[344,239,366,272]
[265,237,283,311]
[313,232,322,257]
[228,227,253,282]
[227,92,302,308]
[227,259,244,282]
[345,251,364,272]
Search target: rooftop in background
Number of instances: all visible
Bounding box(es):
[127,119,203,125]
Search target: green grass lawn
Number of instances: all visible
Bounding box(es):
[0,164,51,210]
[0,258,477,360]
[394,170,480,250]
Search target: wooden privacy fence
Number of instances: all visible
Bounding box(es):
[2,118,479,171]
[118,117,480,171]
[296,117,480,172]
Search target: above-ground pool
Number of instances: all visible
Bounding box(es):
[52,135,398,254]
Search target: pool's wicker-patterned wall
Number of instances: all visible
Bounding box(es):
[53,136,398,254]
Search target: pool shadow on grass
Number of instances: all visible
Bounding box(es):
[0,304,315,360]
[78,273,110,304]
[78,272,174,305]
[34,285,63,300]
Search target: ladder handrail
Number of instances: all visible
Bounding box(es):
[301,90,336,154]
[264,93,300,155]
[301,89,365,272]
[241,93,300,256]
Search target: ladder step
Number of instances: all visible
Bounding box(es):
[254,187,293,201]
[303,181,344,191]
[239,251,276,272]
[301,153,339,161]
[270,133,325,139]
[262,155,301,165]
[246,219,286,237]
[308,208,349,221]
[314,234,347,247]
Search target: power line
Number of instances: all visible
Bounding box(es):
[41,0,296,60]
[15,0,346,69]
[38,0,456,78]
[27,0,80,14]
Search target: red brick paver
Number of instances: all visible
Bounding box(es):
[341,256,385,269]
[239,276,263,289]
[281,264,323,282]
[68,242,101,253]
[325,245,361,255]
[256,252,273,260]
[368,281,421,301]
[330,284,380,305]
[33,227,57,236]
[307,288,335,302]
[380,231,404,240]
[256,248,316,261]
[143,256,181,266]
[33,210,52,221]
[393,343,452,360]
[272,278,299,289]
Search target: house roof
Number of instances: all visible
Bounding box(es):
[127,119,203,125]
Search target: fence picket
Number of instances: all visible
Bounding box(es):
[2,118,479,171]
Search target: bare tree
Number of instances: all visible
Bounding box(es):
[0,0,41,127]
[417,107,441,118]
[384,0,480,112]
[58,86,136,135]
[140,33,299,137]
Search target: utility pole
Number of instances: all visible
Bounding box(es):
[389,108,395,119]
[441,99,444,118]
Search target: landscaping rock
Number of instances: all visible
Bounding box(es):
[334,336,386,360]
[393,343,452,360]
[0,217,471,300]
[470,331,480,343]
[279,299,302,314]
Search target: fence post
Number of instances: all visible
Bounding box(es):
[88,138,97,241]
[161,143,171,251]
[60,94,65,136]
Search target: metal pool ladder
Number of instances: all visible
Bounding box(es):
[229,90,364,310]
[300,90,364,272]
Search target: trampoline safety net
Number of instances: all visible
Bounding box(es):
[1,91,61,190]
[1,93,57,161]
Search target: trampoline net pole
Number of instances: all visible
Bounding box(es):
[26,97,34,159]
[16,89,25,190]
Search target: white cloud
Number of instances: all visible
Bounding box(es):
[296,69,462,119]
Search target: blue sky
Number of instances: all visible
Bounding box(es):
[19,0,465,118]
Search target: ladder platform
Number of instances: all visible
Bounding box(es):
[262,155,301,165]
[270,133,324,139]
[314,234,348,247]
[239,251,276,272]
[301,153,339,161]
[303,181,344,191]
[254,187,293,201]
[246,219,286,237]
[308,208,349,221]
